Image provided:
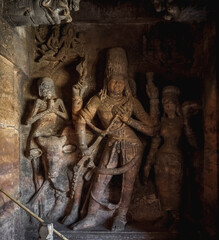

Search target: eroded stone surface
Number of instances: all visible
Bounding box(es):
[0,57,20,129]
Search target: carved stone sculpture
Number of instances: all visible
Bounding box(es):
[26,77,69,216]
[36,25,60,63]
[72,58,88,118]
[26,77,69,159]
[36,135,75,220]
[151,0,206,22]
[36,25,86,64]
[144,86,199,232]
[4,0,75,26]
[67,48,159,231]
[69,0,81,11]
[60,58,89,225]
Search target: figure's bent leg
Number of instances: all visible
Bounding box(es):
[48,190,67,221]
[71,146,118,230]
[71,173,113,230]
[62,178,84,225]
[31,157,44,192]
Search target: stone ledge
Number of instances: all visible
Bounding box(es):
[25,223,178,240]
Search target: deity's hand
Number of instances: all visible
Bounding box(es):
[76,60,88,78]
[80,146,91,158]
[72,83,81,97]
[46,99,56,113]
[146,72,158,99]
[72,82,87,97]
[115,105,130,123]
[87,159,95,168]
[118,112,129,123]
[146,82,159,99]
[47,106,56,114]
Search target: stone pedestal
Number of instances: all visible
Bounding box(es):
[26,223,178,240]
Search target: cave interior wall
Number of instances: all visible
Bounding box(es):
[0,0,217,239]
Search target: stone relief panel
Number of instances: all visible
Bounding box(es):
[63,48,160,231]
[20,23,203,234]
[151,0,207,22]
[144,86,201,231]
[3,0,82,26]
[35,24,85,66]
[24,47,162,231]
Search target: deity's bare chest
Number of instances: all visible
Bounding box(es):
[97,96,127,126]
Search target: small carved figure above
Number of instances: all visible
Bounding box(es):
[151,0,207,22]
[35,25,86,65]
[40,0,72,25]
[69,0,81,11]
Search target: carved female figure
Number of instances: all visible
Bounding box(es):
[70,48,159,231]
[144,86,198,231]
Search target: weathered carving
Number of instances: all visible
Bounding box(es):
[2,0,84,27]
[40,0,72,25]
[72,58,88,118]
[26,77,69,204]
[4,0,76,26]
[60,58,89,225]
[65,48,159,231]
[35,25,86,64]
[151,0,207,22]
[151,0,165,13]
[144,86,200,232]
[36,25,60,62]
[69,0,81,11]
[35,135,75,220]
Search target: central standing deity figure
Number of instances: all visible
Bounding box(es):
[72,48,159,231]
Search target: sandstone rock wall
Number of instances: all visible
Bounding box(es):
[0,16,30,240]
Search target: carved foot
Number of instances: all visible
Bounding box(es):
[111,215,127,232]
[47,201,65,220]
[61,206,79,225]
[60,212,78,225]
[47,210,57,220]
[70,215,97,230]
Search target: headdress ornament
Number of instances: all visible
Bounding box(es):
[162,86,180,97]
